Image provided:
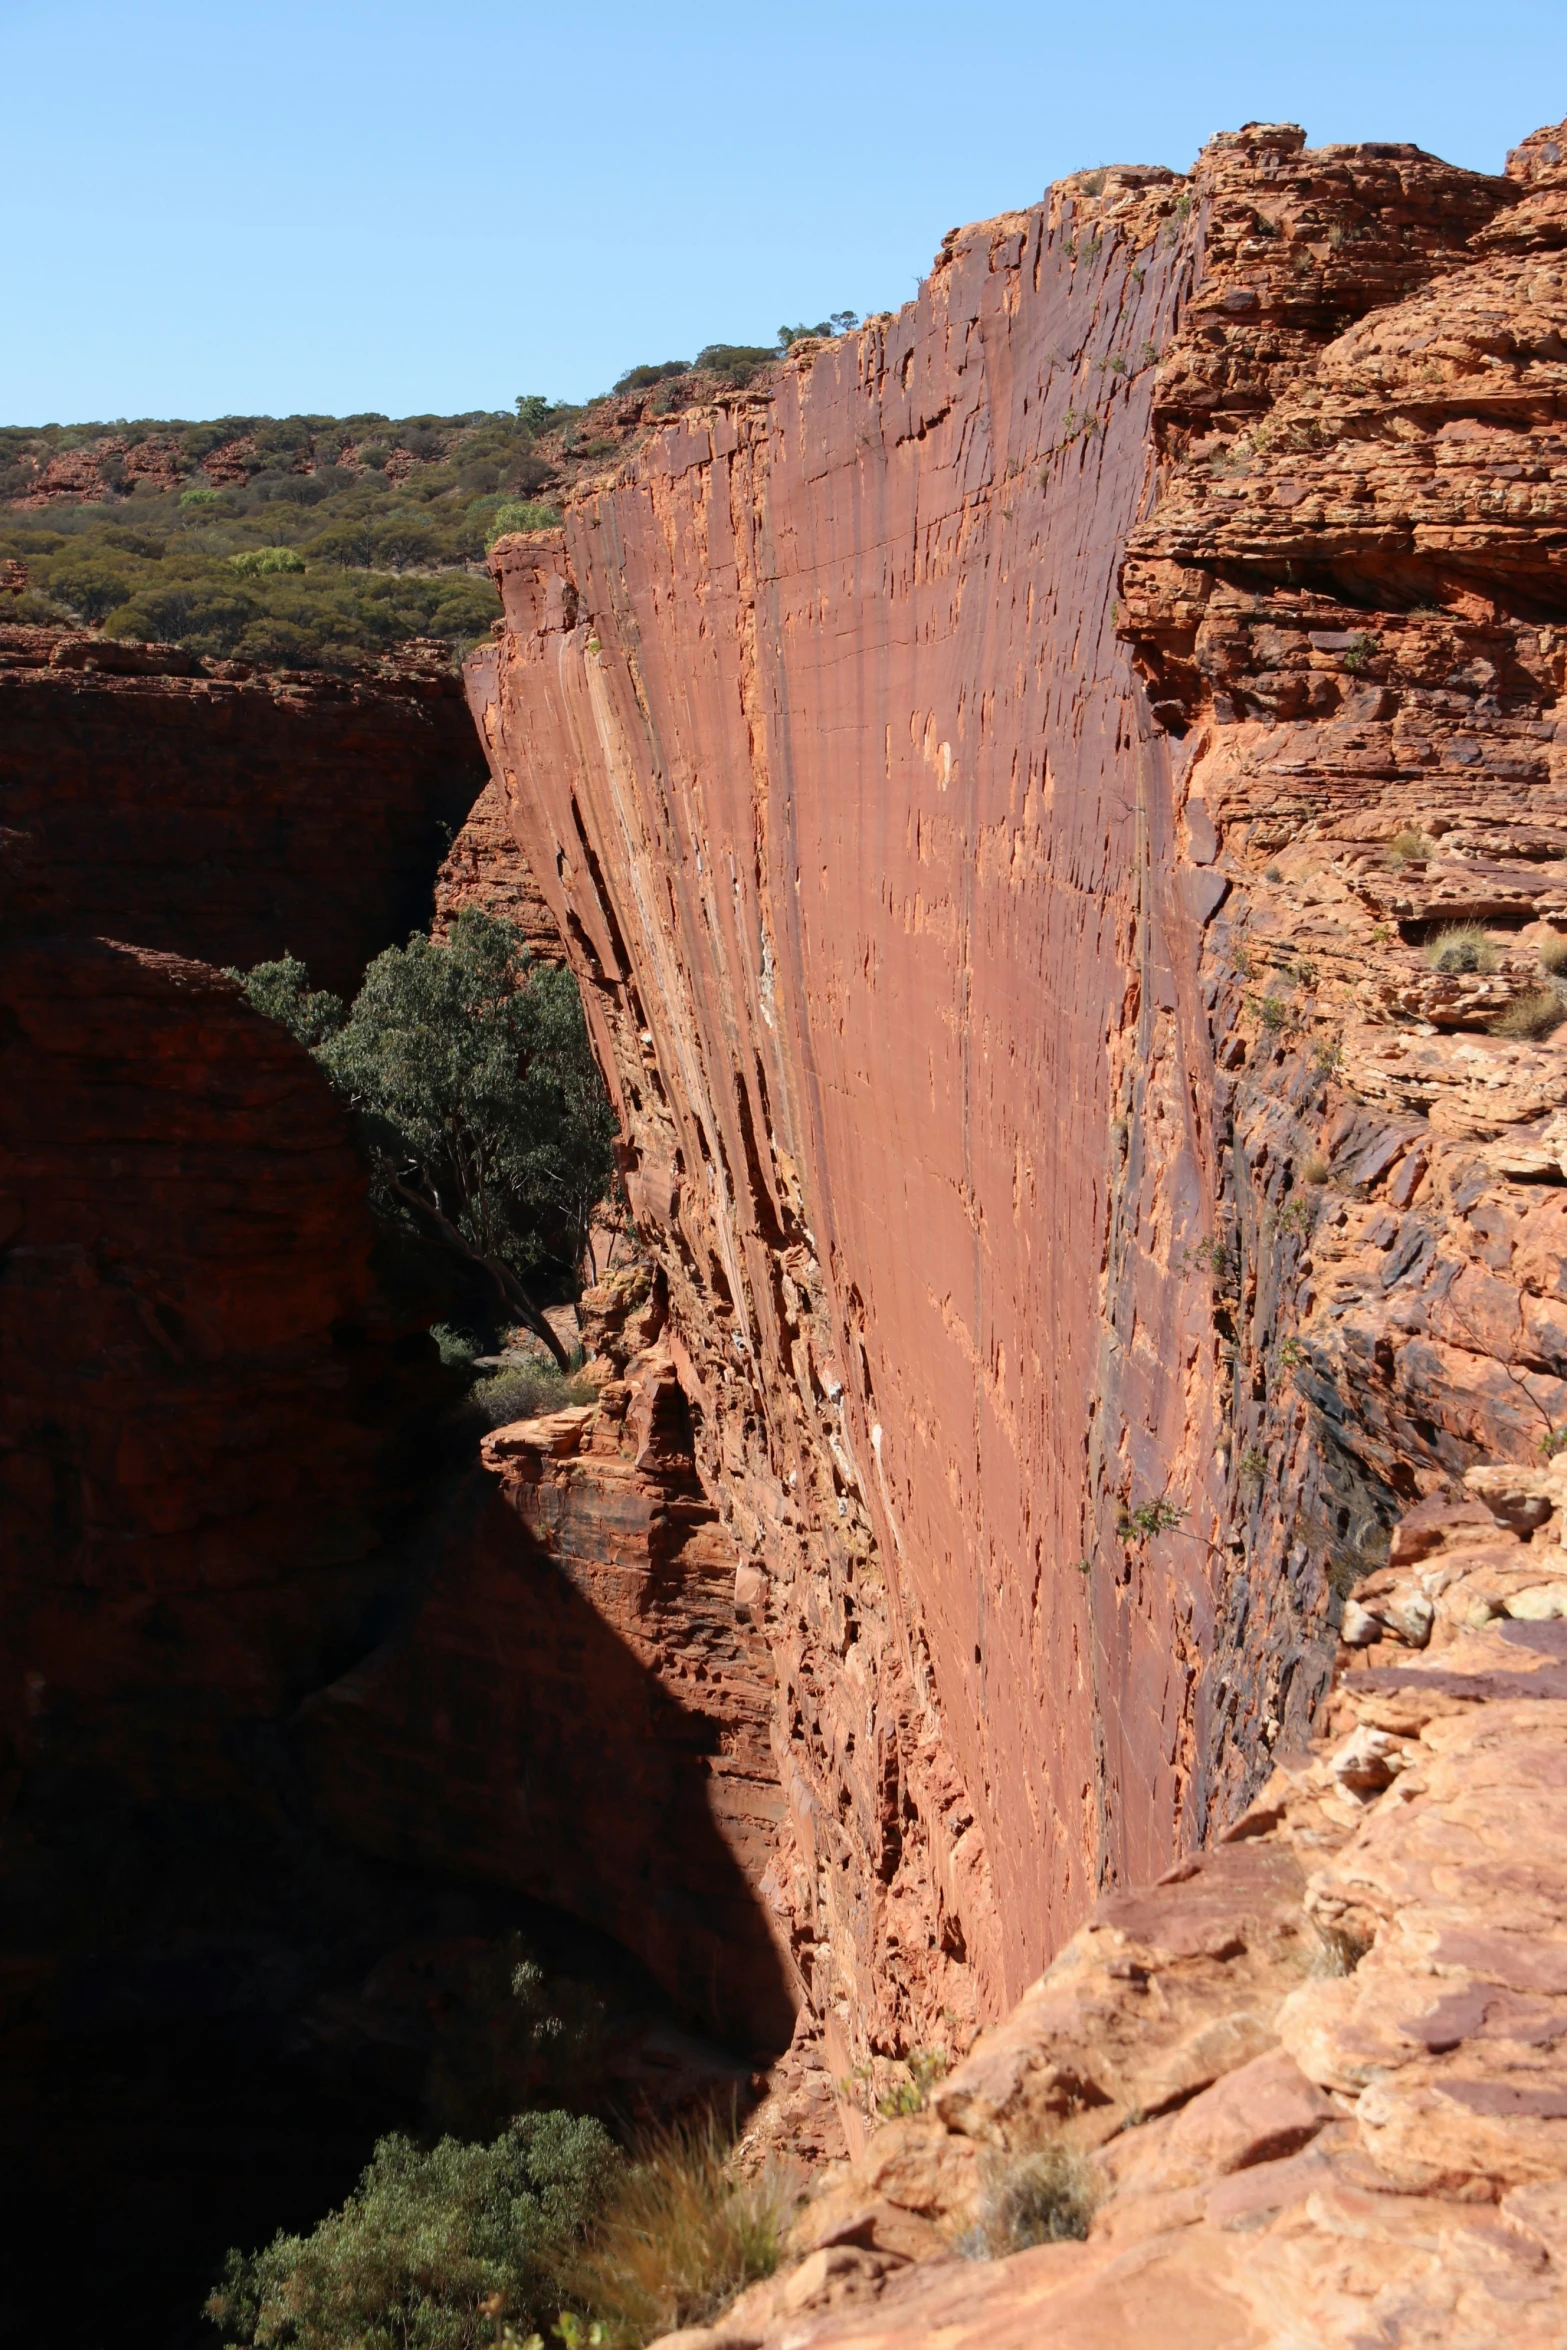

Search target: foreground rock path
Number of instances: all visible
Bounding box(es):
[660,1470,1567,2348]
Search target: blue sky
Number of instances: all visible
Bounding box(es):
[4,0,1566,425]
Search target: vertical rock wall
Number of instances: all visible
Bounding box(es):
[469,119,1567,2070]
[471,172,1204,2054]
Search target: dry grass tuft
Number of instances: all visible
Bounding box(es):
[1491,989,1566,1042]
[1539,934,1567,976]
[1422,924,1498,976]
[1386,827,1434,867]
[955,2139,1096,2260]
[1300,1151,1331,1185]
[567,2118,796,2346]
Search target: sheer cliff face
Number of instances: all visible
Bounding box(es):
[470,168,1198,2047]
[469,118,1567,2062]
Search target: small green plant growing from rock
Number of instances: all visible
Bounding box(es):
[1277,1336,1307,1369]
[876,2046,949,2119]
[1276,1196,1316,1238]
[1238,1446,1268,1488]
[1250,992,1296,1035]
[1540,1427,1567,1460]
[1175,1235,1236,1294]
[1118,1497,1188,1542]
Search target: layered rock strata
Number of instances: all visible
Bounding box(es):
[0,625,486,993]
[653,1465,1567,2350]
[432,772,562,956]
[466,116,1567,2088]
[0,625,487,2339]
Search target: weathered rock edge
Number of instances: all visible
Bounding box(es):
[656,1463,1567,2349]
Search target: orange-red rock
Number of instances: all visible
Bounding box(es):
[465,115,1567,2124]
[432,772,562,957]
[651,1478,1567,2350]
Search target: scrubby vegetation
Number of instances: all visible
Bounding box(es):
[565,2120,793,2346]
[0,404,569,668]
[1422,923,1498,975]
[230,909,617,1288]
[207,2112,623,2350]
[1491,987,1566,1041]
[956,2140,1095,2258]
[460,1363,600,1431]
[0,312,862,672]
[207,2105,792,2350]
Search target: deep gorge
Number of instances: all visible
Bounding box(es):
[10,106,1567,2349]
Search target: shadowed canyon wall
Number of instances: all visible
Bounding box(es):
[0,621,802,2347]
[0,629,484,993]
[0,630,496,2343]
[468,117,1567,2080]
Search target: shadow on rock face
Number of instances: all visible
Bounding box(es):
[300,1428,800,2059]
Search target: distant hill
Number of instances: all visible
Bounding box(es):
[0,325,854,676]
[0,405,585,672]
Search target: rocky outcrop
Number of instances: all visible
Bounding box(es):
[1114,116,1567,1813]
[0,625,486,993]
[655,1467,1567,2350]
[465,113,1567,2104]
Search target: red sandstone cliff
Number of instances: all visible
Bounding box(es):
[466,117,1567,2103]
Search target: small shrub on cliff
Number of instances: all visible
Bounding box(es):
[486,500,563,545]
[463,1364,598,1430]
[692,343,777,387]
[875,2046,948,2118]
[207,2111,621,2350]
[1117,1497,1187,1543]
[1422,924,1498,976]
[613,361,691,392]
[564,2117,793,2347]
